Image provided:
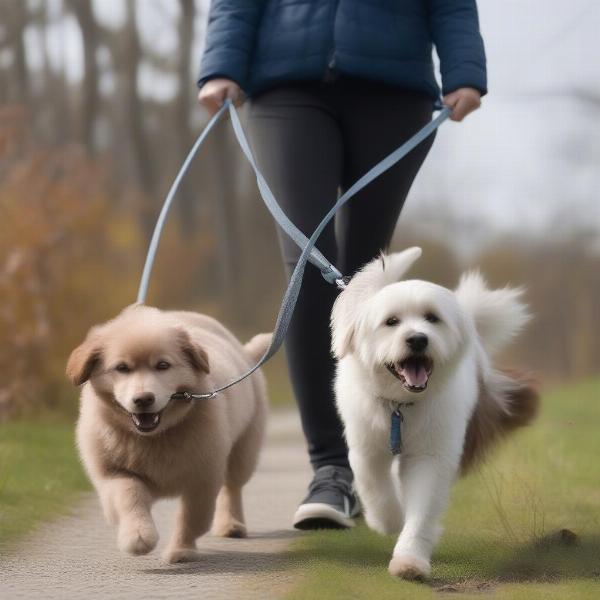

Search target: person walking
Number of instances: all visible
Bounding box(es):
[198,0,486,530]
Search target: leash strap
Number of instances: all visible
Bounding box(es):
[137,102,229,305]
[137,101,340,305]
[138,101,451,399]
[227,104,343,284]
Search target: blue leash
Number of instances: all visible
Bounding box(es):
[137,100,451,400]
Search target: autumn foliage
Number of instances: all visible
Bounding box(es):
[1,105,599,420]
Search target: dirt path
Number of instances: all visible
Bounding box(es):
[0,411,310,600]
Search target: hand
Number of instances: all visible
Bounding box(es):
[443,88,481,122]
[198,78,242,115]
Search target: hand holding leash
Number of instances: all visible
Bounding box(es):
[442,87,481,122]
[198,78,243,115]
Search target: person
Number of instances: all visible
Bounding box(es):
[197,0,486,530]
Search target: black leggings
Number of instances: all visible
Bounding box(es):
[247,77,435,471]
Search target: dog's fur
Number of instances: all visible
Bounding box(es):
[331,248,538,580]
[67,304,269,563]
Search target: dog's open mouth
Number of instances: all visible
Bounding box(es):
[131,412,161,433]
[386,356,434,393]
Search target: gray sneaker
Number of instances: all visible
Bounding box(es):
[293,465,360,530]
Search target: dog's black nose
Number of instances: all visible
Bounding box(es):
[406,333,428,352]
[133,393,155,409]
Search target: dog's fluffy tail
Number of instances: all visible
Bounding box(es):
[460,368,539,475]
[244,333,273,363]
[456,272,539,475]
[455,271,530,357]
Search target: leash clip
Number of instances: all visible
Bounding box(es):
[171,390,218,401]
[335,275,352,290]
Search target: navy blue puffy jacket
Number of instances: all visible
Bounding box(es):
[198,0,487,100]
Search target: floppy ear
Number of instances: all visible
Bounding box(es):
[66,329,103,386]
[330,292,357,359]
[176,329,210,374]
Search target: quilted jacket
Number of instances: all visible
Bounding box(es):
[198,0,487,100]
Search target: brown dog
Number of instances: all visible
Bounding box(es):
[66,304,269,563]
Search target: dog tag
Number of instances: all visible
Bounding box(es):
[390,409,404,455]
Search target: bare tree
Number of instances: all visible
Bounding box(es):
[173,0,197,232]
[0,0,31,104]
[121,0,159,239]
[66,0,100,153]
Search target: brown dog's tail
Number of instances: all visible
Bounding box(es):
[244,333,273,363]
[460,368,539,475]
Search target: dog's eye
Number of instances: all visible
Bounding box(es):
[425,312,440,324]
[385,316,400,327]
[156,361,171,371]
[115,363,131,373]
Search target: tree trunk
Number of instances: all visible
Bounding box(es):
[66,0,100,153]
[175,0,196,233]
[122,0,158,241]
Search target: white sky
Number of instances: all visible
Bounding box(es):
[406,0,600,254]
[19,0,600,254]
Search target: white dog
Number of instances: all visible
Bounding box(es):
[331,248,538,580]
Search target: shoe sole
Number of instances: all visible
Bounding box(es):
[293,502,356,530]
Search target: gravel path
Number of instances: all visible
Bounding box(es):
[0,411,310,600]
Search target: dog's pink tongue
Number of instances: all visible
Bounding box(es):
[400,362,428,387]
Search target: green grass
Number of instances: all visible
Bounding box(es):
[285,378,600,599]
[0,354,293,548]
[0,417,89,547]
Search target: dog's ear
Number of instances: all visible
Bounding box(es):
[375,247,422,285]
[176,328,210,374]
[66,328,103,386]
[347,247,422,297]
[331,293,358,358]
[331,290,362,359]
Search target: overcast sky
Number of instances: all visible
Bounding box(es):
[24,0,600,255]
[406,0,600,255]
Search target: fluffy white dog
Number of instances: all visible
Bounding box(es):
[331,247,538,580]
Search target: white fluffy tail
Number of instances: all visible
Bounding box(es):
[244,333,273,362]
[455,271,530,357]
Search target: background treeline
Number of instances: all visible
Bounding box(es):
[0,0,598,419]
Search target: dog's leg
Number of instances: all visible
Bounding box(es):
[213,401,266,538]
[388,455,456,580]
[103,476,158,556]
[163,485,220,564]
[212,484,246,538]
[349,448,403,535]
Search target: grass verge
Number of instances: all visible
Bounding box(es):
[285,378,600,599]
[0,355,292,550]
[0,417,89,547]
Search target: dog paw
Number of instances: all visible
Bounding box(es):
[388,555,431,581]
[163,547,203,564]
[118,520,159,555]
[212,519,247,539]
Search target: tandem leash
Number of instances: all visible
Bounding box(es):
[137,99,451,401]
